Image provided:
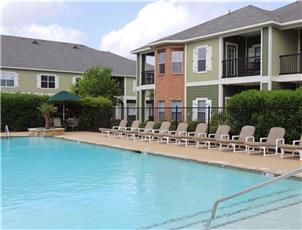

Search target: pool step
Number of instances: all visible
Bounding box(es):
[139,189,301,229]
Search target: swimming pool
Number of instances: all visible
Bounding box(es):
[1,137,301,229]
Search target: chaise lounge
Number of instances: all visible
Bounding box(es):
[246,127,285,156]
[99,119,127,136]
[280,134,302,160]
[218,126,255,152]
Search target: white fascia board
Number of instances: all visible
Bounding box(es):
[137,84,155,91]
[274,74,302,82]
[130,47,152,54]
[220,76,264,85]
[0,66,135,78]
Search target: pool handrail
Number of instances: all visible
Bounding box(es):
[206,167,302,228]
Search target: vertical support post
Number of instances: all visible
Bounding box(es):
[126,106,129,121]
[207,106,211,134]
[175,105,178,123]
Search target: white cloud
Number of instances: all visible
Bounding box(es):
[100,1,229,58]
[2,24,85,44]
[2,2,66,26]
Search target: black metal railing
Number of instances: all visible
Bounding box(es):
[141,70,155,85]
[113,106,301,141]
[280,53,302,75]
[222,56,261,78]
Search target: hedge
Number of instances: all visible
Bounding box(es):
[77,96,113,131]
[1,93,113,131]
[227,89,302,141]
[1,93,49,131]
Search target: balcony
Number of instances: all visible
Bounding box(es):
[222,56,261,78]
[141,70,154,85]
[280,53,302,75]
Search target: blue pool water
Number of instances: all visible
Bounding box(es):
[1,137,302,229]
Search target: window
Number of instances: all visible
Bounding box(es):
[40,75,55,88]
[197,100,207,122]
[72,76,83,86]
[158,50,165,74]
[192,98,211,122]
[0,71,17,88]
[171,100,182,121]
[197,47,207,72]
[159,101,165,121]
[171,50,183,74]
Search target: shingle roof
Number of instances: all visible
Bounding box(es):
[132,2,302,52]
[1,35,136,76]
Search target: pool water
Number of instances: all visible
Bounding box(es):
[1,137,302,229]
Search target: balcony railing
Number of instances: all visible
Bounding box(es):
[280,53,302,75]
[222,56,261,78]
[141,70,154,85]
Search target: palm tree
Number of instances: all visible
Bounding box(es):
[37,103,58,129]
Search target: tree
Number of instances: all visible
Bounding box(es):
[73,66,122,105]
[37,103,58,129]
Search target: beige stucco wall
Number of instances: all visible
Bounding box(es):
[125,77,136,97]
[186,37,220,82]
[271,28,299,76]
[0,68,78,95]
[1,68,136,97]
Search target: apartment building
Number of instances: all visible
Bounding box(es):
[0,35,137,115]
[132,1,302,122]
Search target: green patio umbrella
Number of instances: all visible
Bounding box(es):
[48,91,80,121]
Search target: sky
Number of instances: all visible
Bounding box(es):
[1,0,296,60]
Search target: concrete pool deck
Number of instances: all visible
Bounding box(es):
[2,131,302,177]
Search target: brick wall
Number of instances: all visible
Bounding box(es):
[154,44,185,121]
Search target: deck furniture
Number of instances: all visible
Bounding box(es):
[280,135,302,160]
[53,117,62,128]
[157,122,189,144]
[218,126,255,152]
[114,120,140,138]
[179,123,208,146]
[142,121,171,142]
[99,119,127,136]
[126,121,155,140]
[246,127,285,156]
[194,125,231,149]
[66,118,79,131]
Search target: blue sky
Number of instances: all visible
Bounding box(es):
[1,1,295,59]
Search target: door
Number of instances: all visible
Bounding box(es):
[226,43,238,77]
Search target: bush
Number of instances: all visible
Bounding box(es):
[1,93,49,131]
[78,96,113,131]
[227,89,302,141]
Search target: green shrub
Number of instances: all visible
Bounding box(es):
[78,96,113,131]
[1,93,49,131]
[227,89,302,141]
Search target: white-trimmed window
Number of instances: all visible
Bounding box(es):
[192,98,212,122]
[193,45,212,73]
[158,50,165,74]
[0,71,18,88]
[171,100,182,121]
[171,50,183,74]
[37,74,59,89]
[198,47,207,72]
[159,101,165,121]
[72,76,83,86]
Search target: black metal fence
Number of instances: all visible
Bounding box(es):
[280,53,302,75]
[113,106,302,140]
[141,70,155,85]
